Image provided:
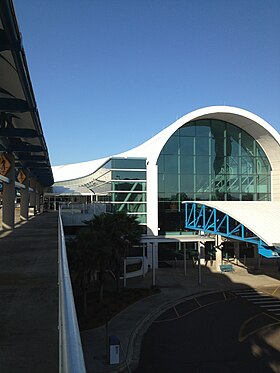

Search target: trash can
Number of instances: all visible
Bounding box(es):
[109,335,120,365]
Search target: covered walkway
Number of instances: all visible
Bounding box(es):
[184,201,280,257]
[0,212,58,373]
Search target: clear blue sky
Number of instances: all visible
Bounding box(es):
[14,0,280,166]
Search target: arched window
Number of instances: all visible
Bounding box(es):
[157,119,271,234]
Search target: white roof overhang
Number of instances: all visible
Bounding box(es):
[188,201,280,247]
[52,106,280,183]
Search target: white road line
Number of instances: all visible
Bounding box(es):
[259,305,280,308]
[252,300,280,303]
[267,309,280,311]
[240,295,270,299]
[234,291,263,294]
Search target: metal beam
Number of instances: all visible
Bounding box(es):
[0,128,40,138]
[0,98,33,112]
[184,202,279,258]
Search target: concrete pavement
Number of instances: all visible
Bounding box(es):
[0,211,59,373]
[81,258,280,373]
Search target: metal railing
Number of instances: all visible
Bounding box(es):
[58,208,86,373]
[60,202,108,226]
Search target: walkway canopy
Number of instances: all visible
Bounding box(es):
[184,201,280,258]
[0,0,53,187]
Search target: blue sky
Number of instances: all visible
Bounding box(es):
[14,0,280,166]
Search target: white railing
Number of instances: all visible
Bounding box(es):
[60,203,107,226]
[58,209,86,373]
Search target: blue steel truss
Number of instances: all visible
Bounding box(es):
[184,202,280,259]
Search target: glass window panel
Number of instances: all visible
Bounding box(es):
[241,194,254,201]
[164,174,178,193]
[227,175,240,192]
[241,176,256,193]
[180,137,194,155]
[157,156,164,173]
[212,174,226,193]
[164,155,178,173]
[256,158,271,174]
[257,193,270,201]
[226,123,240,141]
[196,156,210,174]
[211,120,225,137]
[227,193,241,201]
[113,181,146,191]
[158,173,165,193]
[195,137,210,156]
[195,174,210,192]
[211,137,225,157]
[256,146,266,158]
[226,156,240,174]
[113,192,146,202]
[241,132,255,156]
[180,156,194,174]
[111,158,146,169]
[195,193,210,201]
[229,137,241,157]
[179,123,195,136]
[211,156,225,175]
[163,136,179,154]
[257,175,270,193]
[112,170,146,180]
[241,158,254,174]
[195,120,211,137]
[180,174,194,193]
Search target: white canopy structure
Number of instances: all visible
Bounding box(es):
[194,201,280,247]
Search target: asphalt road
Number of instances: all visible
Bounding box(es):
[134,290,280,373]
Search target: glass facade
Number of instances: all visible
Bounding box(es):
[158,119,271,234]
[84,158,147,224]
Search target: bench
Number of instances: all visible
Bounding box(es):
[220,264,234,272]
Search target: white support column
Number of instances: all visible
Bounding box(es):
[197,241,202,285]
[254,245,261,269]
[234,241,240,264]
[29,178,37,215]
[35,182,40,213]
[183,242,187,276]
[20,169,29,221]
[146,162,158,236]
[215,235,223,271]
[147,242,153,267]
[2,153,15,230]
[154,241,158,269]
[152,242,156,287]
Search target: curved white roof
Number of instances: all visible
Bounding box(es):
[53,106,280,182]
[190,201,280,247]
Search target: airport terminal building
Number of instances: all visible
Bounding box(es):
[49,106,280,266]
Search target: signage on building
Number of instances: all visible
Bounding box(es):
[17,169,26,184]
[0,154,11,176]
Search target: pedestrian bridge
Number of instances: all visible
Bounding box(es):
[184,201,280,258]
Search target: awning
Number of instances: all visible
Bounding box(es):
[183,201,280,247]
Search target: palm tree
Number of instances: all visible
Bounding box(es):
[77,211,142,302]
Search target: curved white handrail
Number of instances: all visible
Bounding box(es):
[58,208,86,373]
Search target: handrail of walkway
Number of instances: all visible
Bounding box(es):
[58,208,86,373]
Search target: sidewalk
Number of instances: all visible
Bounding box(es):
[81,259,280,373]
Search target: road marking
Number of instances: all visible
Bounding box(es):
[267,309,280,311]
[194,297,201,307]
[272,286,280,296]
[173,306,180,319]
[234,291,263,295]
[239,295,268,298]
[154,292,234,323]
[253,301,280,304]
[239,313,280,342]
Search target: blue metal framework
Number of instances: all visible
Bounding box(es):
[184,202,280,259]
